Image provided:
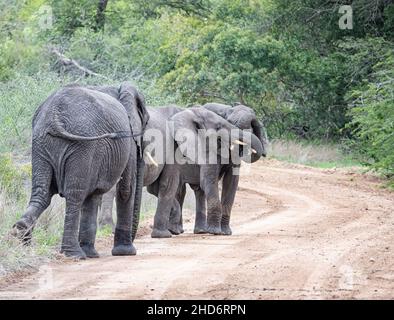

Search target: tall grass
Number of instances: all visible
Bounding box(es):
[268,139,360,168]
[0,152,64,274]
[0,72,69,155]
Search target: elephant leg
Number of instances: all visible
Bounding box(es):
[168,199,182,235]
[61,198,86,259]
[112,157,137,256]
[79,194,101,258]
[177,183,186,234]
[151,165,179,238]
[220,168,239,235]
[147,182,159,197]
[14,157,54,244]
[98,185,116,231]
[60,155,94,259]
[201,165,222,235]
[193,187,208,234]
[168,183,186,235]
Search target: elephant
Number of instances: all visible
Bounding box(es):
[13,82,149,259]
[203,103,267,164]
[96,104,185,234]
[169,102,268,235]
[150,106,266,238]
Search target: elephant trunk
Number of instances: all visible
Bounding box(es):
[131,149,145,242]
[250,119,267,162]
[237,130,265,163]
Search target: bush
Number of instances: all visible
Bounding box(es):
[0,153,30,201]
[0,73,68,154]
[347,39,394,183]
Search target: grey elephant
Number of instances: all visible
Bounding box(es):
[13,82,149,259]
[168,102,268,235]
[97,104,185,234]
[150,106,266,238]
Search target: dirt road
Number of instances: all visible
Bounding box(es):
[1,160,393,299]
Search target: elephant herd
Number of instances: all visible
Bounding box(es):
[13,82,267,259]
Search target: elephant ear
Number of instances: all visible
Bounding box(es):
[118,82,149,148]
[169,108,206,164]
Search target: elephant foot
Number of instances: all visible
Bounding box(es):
[112,228,136,255]
[80,243,100,258]
[168,223,183,235]
[112,244,136,256]
[221,225,232,236]
[60,246,87,260]
[206,225,223,235]
[13,219,34,245]
[194,225,208,234]
[151,228,172,238]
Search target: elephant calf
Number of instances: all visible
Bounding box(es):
[13,83,148,259]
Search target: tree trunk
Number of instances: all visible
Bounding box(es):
[95,0,109,32]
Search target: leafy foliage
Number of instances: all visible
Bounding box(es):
[0,0,393,178]
[347,40,394,179]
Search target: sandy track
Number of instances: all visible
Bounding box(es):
[1,160,393,299]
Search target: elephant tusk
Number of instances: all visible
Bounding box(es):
[251,148,257,154]
[145,151,159,167]
[233,139,247,146]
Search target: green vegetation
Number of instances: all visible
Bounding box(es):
[0,0,393,273]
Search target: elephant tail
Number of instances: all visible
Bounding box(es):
[49,109,132,141]
[131,148,145,242]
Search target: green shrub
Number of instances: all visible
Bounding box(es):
[0,73,66,154]
[347,39,394,182]
[0,153,29,202]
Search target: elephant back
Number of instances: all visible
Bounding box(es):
[35,86,130,140]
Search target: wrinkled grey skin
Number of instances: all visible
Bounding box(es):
[13,83,149,259]
[98,105,184,235]
[168,103,268,236]
[151,107,266,238]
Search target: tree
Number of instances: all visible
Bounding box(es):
[94,0,109,32]
[347,38,394,179]
[133,0,211,18]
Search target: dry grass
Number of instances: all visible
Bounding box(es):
[0,191,65,276]
[268,139,360,168]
